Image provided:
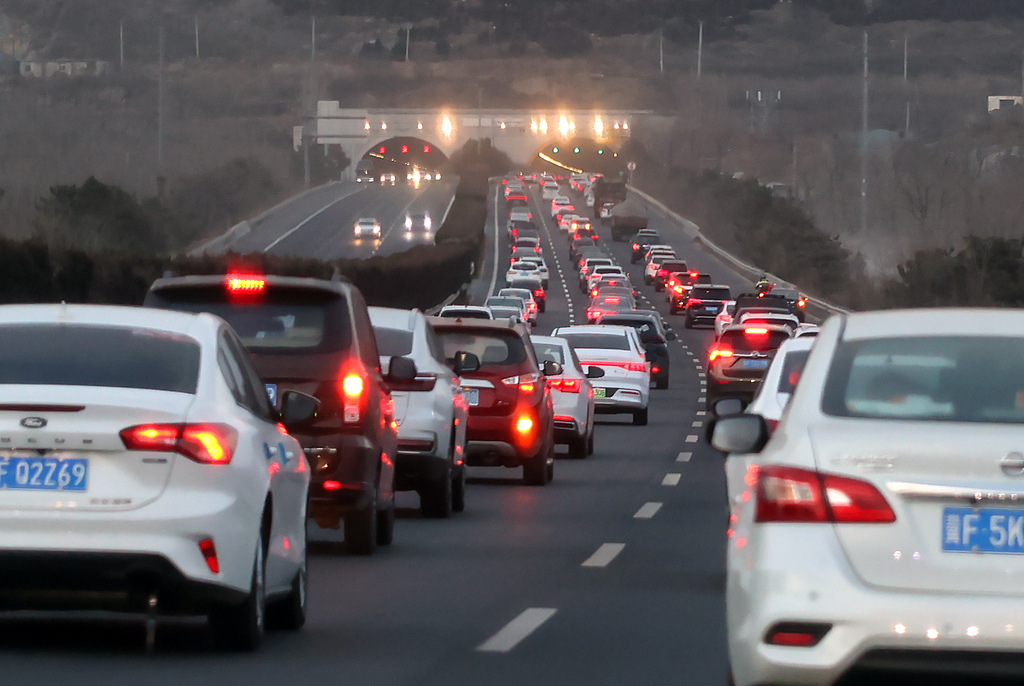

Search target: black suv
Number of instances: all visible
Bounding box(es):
[630,230,661,263]
[653,259,688,292]
[600,311,676,389]
[683,285,732,328]
[668,272,713,313]
[145,274,399,555]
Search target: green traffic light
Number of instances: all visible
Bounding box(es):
[552,147,559,154]
[573,147,580,154]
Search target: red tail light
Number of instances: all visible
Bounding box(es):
[604,297,620,304]
[198,538,220,574]
[745,327,769,336]
[688,299,703,306]
[765,418,780,433]
[709,347,733,362]
[534,289,544,297]
[657,269,667,277]
[340,371,367,423]
[581,361,647,373]
[503,373,541,395]
[586,310,598,320]
[632,243,639,250]
[689,271,698,278]
[548,378,581,393]
[226,274,265,295]
[120,423,238,464]
[756,466,896,523]
[534,246,541,252]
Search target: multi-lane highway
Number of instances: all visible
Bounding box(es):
[205,178,458,261]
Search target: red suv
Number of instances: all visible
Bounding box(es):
[431,318,558,485]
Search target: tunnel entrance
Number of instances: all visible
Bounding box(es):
[356,137,449,184]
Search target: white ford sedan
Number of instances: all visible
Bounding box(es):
[711,309,1024,685]
[0,304,314,651]
[532,335,599,459]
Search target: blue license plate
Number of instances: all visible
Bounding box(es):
[0,457,88,491]
[265,383,278,406]
[943,507,1024,554]
[705,306,719,312]
[742,359,769,369]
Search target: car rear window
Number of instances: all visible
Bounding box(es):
[440,309,490,320]
[778,350,811,394]
[0,324,201,394]
[692,287,731,300]
[487,297,522,308]
[436,330,527,367]
[373,327,414,357]
[719,329,791,353]
[560,333,630,351]
[823,336,1024,423]
[661,261,688,271]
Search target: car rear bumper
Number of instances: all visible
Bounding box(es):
[302,432,386,521]
[729,525,1024,685]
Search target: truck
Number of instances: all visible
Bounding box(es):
[591,178,627,219]
[609,197,649,242]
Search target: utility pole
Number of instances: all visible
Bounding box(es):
[659,28,663,74]
[158,17,164,169]
[903,33,908,82]
[860,29,869,235]
[697,21,703,79]
[119,20,124,71]
[405,25,411,62]
[195,14,200,59]
[302,15,315,189]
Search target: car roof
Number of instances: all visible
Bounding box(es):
[0,303,213,337]
[553,324,633,337]
[429,316,528,334]
[367,306,424,331]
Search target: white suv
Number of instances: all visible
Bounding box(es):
[369,307,469,517]
[552,325,651,425]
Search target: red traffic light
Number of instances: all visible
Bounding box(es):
[378,146,386,154]
[401,145,409,154]
[423,145,431,153]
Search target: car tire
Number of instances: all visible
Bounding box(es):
[344,500,377,556]
[669,304,677,314]
[568,431,588,460]
[587,429,595,455]
[654,283,663,292]
[684,314,694,329]
[452,464,467,513]
[376,500,395,545]
[523,438,553,486]
[633,407,649,426]
[644,275,652,285]
[266,549,307,631]
[209,535,265,651]
[421,465,453,519]
[655,374,669,390]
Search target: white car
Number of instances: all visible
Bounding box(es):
[743,335,816,433]
[353,217,381,238]
[714,300,738,338]
[584,190,595,208]
[643,253,676,284]
[508,208,533,225]
[0,304,314,650]
[438,305,494,320]
[541,180,560,199]
[550,195,573,217]
[369,307,469,518]
[532,336,599,459]
[497,288,538,324]
[506,260,542,286]
[711,308,1024,685]
[518,256,550,288]
[484,296,527,324]
[552,325,650,425]
[578,257,615,289]
[587,266,627,293]
[736,310,801,332]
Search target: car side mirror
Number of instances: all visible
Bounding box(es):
[586,366,605,379]
[279,390,320,428]
[453,351,480,375]
[710,397,747,418]
[542,360,562,376]
[387,356,417,383]
[706,415,769,455]
[665,330,677,342]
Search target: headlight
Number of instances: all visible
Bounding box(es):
[424,217,432,229]
[405,217,412,229]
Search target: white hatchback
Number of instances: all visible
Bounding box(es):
[552,325,650,426]
[711,309,1024,685]
[0,304,314,650]
[369,307,469,518]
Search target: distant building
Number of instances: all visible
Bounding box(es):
[988,95,1023,113]
[19,58,110,78]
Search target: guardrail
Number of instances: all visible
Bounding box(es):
[627,186,851,324]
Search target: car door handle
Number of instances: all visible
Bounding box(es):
[999,453,1024,475]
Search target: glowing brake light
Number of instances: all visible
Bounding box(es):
[709,348,733,362]
[198,538,220,574]
[548,378,581,393]
[591,289,598,297]
[534,289,544,297]
[226,276,265,293]
[604,297,620,304]
[688,299,703,306]
[745,327,769,336]
[690,271,699,278]
[657,269,667,277]
[340,371,367,423]
[120,423,238,464]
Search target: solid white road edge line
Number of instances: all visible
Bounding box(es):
[634,502,663,519]
[486,186,501,297]
[477,608,558,653]
[263,190,362,253]
[662,473,682,486]
[581,542,626,568]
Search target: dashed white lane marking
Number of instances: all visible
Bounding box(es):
[662,473,682,486]
[677,451,692,462]
[686,351,694,356]
[696,410,706,416]
[477,608,558,653]
[582,542,626,568]
[634,502,663,519]
[685,435,699,443]
[692,420,703,427]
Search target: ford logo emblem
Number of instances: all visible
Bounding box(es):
[20,417,47,429]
